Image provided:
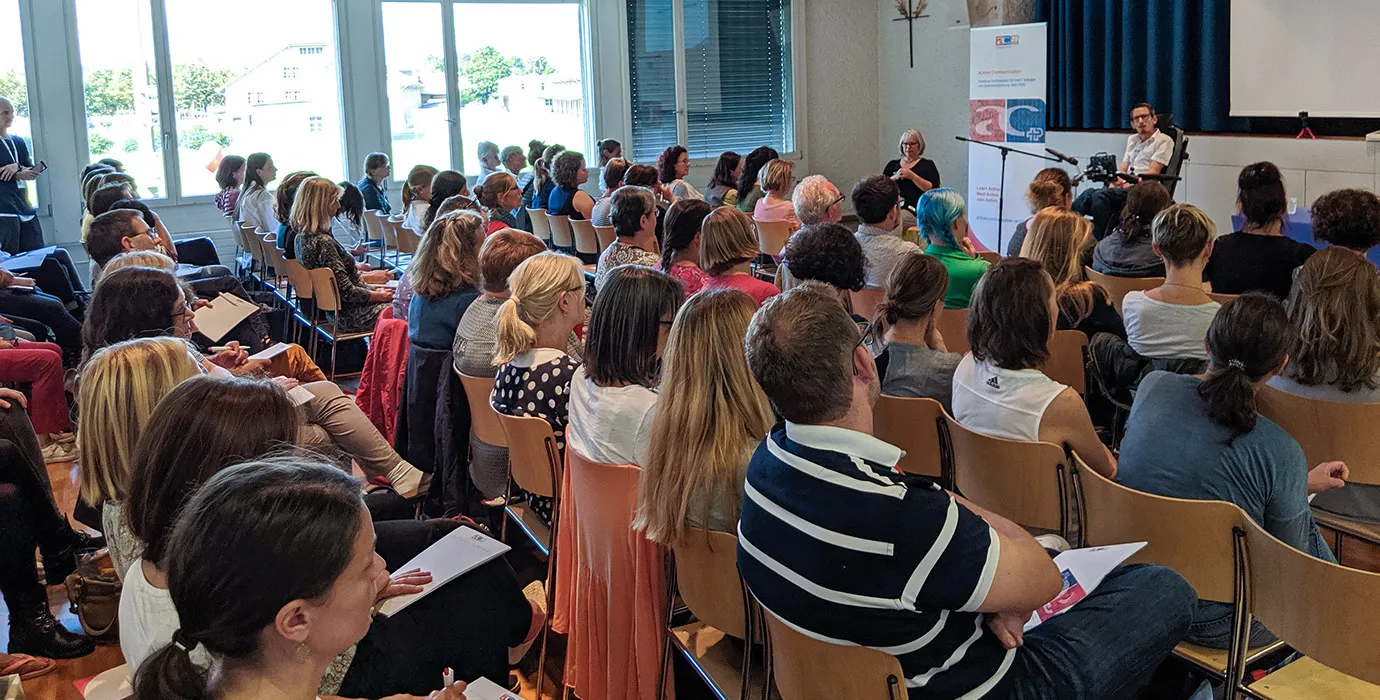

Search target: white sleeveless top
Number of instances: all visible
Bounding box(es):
[951,354,1068,442]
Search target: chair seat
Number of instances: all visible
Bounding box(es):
[671,622,768,700]
[1174,640,1285,675]
[504,502,551,555]
[583,263,598,275]
[1313,508,1380,545]
[312,323,375,343]
[1246,656,1380,699]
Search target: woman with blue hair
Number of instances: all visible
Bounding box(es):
[920,188,989,309]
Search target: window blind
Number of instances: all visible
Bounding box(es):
[627,0,677,160]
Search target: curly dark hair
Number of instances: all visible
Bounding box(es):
[657,145,688,184]
[1313,188,1380,252]
[782,222,867,292]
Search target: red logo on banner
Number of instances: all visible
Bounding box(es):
[969,99,1006,142]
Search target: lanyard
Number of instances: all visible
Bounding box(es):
[0,137,15,166]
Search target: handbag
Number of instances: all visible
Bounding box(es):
[63,548,121,641]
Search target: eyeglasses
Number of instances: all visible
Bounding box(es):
[1130,113,1155,122]
[852,320,875,376]
[829,193,847,208]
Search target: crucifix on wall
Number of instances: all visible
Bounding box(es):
[893,0,931,68]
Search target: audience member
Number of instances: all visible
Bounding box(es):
[1091,181,1172,278]
[546,150,595,221]
[519,140,549,210]
[595,185,661,291]
[85,209,160,274]
[357,151,392,214]
[568,265,681,467]
[657,199,713,299]
[590,157,629,227]
[1311,187,1380,255]
[734,146,778,214]
[213,155,245,218]
[952,258,1118,476]
[0,267,82,367]
[622,163,672,238]
[1270,248,1380,523]
[636,289,770,541]
[852,174,919,288]
[792,174,843,226]
[474,172,521,234]
[296,178,393,332]
[0,338,71,459]
[407,211,482,350]
[658,145,701,201]
[532,144,565,210]
[738,282,1192,699]
[703,151,741,207]
[1118,293,1346,647]
[594,138,621,194]
[336,181,368,243]
[1205,162,1315,299]
[108,198,183,266]
[883,128,942,218]
[237,152,279,233]
[699,206,779,306]
[501,144,527,178]
[401,164,439,235]
[475,140,501,184]
[1026,206,1126,339]
[781,222,866,301]
[876,252,962,414]
[422,170,470,232]
[1006,167,1073,257]
[918,188,988,309]
[272,171,316,260]
[1121,204,1220,360]
[752,159,800,231]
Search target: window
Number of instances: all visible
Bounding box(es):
[382,1,451,182]
[164,0,345,197]
[75,0,165,198]
[628,0,794,160]
[0,0,36,209]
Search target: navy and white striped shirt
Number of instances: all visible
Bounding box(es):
[737,423,1014,699]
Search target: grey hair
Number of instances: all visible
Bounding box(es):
[792,175,839,226]
[499,145,523,163]
[899,128,926,156]
[477,141,499,160]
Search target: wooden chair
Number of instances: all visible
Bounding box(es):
[227,217,250,275]
[527,208,552,245]
[363,209,387,266]
[978,251,1001,265]
[395,225,421,256]
[934,307,969,355]
[1084,267,1164,314]
[495,413,563,699]
[874,395,948,484]
[380,214,403,268]
[239,223,264,280]
[849,287,885,322]
[943,412,1076,539]
[758,602,906,700]
[1042,330,1088,396]
[456,371,508,451]
[548,214,575,251]
[668,531,765,700]
[753,219,793,279]
[1209,292,1239,305]
[1238,517,1380,697]
[305,267,376,378]
[281,258,317,350]
[1073,454,1277,691]
[572,219,600,257]
[595,224,617,252]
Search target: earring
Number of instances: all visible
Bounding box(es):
[294,641,311,665]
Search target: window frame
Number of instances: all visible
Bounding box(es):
[623,0,801,164]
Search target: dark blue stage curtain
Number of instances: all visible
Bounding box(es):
[1036,0,1239,132]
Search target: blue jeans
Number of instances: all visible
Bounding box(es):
[1189,600,1276,650]
[1005,564,1196,699]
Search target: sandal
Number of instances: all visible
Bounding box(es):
[0,652,57,681]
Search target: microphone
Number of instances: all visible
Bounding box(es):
[1046,148,1078,166]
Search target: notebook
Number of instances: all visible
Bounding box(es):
[376,525,511,617]
[192,293,259,343]
[1024,542,1146,631]
[463,676,523,700]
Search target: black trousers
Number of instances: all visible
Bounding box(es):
[0,288,82,367]
[0,406,73,609]
[0,216,44,255]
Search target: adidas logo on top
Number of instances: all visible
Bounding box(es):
[986,376,1000,390]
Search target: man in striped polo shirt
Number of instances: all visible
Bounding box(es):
[738,282,1195,699]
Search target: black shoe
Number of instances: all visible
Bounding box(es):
[40,530,104,586]
[7,602,95,659]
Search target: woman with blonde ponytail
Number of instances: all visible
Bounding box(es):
[401,164,439,234]
[489,252,585,519]
[874,252,962,413]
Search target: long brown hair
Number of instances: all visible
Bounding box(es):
[874,252,948,338]
[274,171,316,225]
[401,164,438,210]
[1024,168,1072,212]
[1282,247,1380,392]
[635,289,772,544]
[410,210,482,299]
[1026,206,1102,326]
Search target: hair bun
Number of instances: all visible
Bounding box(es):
[1239,162,1281,189]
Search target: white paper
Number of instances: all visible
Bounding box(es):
[248,342,291,362]
[1024,542,1146,631]
[462,677,523,700]
[192,294,259,343]
[0,245,55,272]
[76,664,132,700]
[376,525,511,617]
[287,385,316,407]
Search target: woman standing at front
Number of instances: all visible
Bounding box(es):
[883,129,942,229]
[0,98,42,254]
[294,178,394,333]
[357,152,392,214]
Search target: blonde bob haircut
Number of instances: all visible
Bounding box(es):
[634,288,772,544]
[76,337,201,505]
[103,250,176,274]
[411,210,483,300]
[289,177,344,237]
[699,206,759,276]
[898,128,927,156]
[1026,206,1103,327]
[758,159,795,196]
[493,251,585,365]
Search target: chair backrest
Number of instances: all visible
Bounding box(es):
[1075,454,1245,603]
[306,267,341,312]
[497,413,560,499]
[874,395,946,481]
[228,217,246,249]
[943,412,1071,534]
[1041,330,1088,396]
[673,530,747,640]
[1243,516,1380,685]
[456,371,508,447]
[754,218,793,257]
[1162,124,1189,198]
[978,251,1001,265]
[594,225,617,251]
[1207,292,1238,305]
[395,226,421,255]
[571,218,600,255]
[548,214,575,248]
[527,208,552,243]
[239,223,263,262]
[362,209,384,241]
[282,259,314,300]
[849,287,885,322]
[760,607,906,700]
[379,212,400,248]
[1257,385,1380,486]
[934,307,969,355]
[1084,267,1163,314]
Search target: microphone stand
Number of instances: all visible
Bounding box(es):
[955,136,1064,253]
